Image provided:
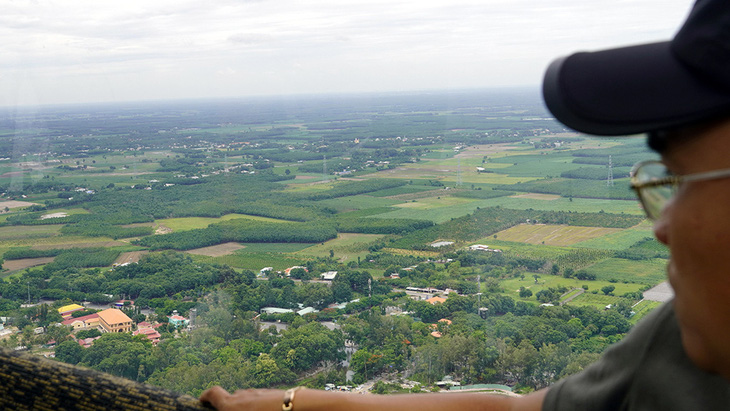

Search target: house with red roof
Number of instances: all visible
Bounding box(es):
[133,327,161,345]
[62,313,100,331]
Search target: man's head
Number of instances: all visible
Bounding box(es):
[542,0,730,378]
[543,0,730,137]
[651,118,730,379]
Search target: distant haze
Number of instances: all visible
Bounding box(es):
[2,0,692,106]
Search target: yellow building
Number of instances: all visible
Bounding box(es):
[62,313,100,331]
[57,304,85,319]
[97,308,133,333]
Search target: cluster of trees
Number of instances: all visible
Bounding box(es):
[3,247,63,260]
[0,252,233,304]
[341,293,630,389]
[60,222,153,239]
[49,248,122,270]
[560,167,631,181]
[496,179,635,200]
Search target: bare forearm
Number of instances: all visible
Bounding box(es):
[300,391,513,411]
[199,386,548,411]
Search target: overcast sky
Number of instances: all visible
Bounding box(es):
[1,0,693,106]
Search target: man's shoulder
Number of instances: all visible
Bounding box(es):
[544,301,730,410]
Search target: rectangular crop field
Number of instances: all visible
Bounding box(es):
[375,198,493,223]
[314,195,401,211]
[191,252,305,272]
[568,292,624,310]
[630,300,662,324]
[156,213,292,232]
[500,276,644,304]
[472,240,573,260]
[492,224,622,246]
[0,225,62,241]
[187,242,247,257]
[235,243,314,253]
[367,185,439,197]
[295,233,386,260]
[572,222,654,250]
[583,257,667,285]
[475,196,644,215]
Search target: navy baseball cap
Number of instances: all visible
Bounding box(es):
[543,0,730,136]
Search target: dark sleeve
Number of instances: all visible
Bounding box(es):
[543,302,672,411]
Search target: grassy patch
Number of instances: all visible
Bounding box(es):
[236,243,314,253]
[313,195,400,212]
[191,252,305,272]
[500,273,643,308]
[583,258,667,285]
[568,292,625,309]
[156,213,293,232]
[374,198,501,224]
[630,300,662,324]
[492,224,622,246]
[295,233,386,260]
[368,185,439,197]
[0,225,63,241]
[572,223,654,250]
[476,196,644,215]
[393,195,475,210]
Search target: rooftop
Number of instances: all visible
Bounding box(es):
[97,308,132,325]
[57,304,84,314]
[61,313,99,325]
[426,296,446,305]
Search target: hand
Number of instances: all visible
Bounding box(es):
[200,386,284,411]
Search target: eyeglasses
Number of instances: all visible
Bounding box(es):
[631,160,730,220]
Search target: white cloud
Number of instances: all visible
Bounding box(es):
[0,0,693,105]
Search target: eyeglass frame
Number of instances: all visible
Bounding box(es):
[630,160,730,220]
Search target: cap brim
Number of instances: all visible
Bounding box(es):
[542,41,730,136]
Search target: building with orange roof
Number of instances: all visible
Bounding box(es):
[425,296,446,305]
[97,308,133,333]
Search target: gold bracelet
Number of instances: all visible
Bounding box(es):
[282,386,304,411]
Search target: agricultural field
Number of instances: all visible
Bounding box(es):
[0,224,63,242]
[480,195,643,215]
[314,195,401,212]
[581,258,667,285]
[630,300,662,324]
[156,213,292,232]
[295,233,387,260]
[491,224,622,246]
[573,222,655,250]
[2,257,55,274]
[192,251,305,272]
[374,197,494,223]
[186,242,247,257]
[500,276,644,302]
[470,240,573,260]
